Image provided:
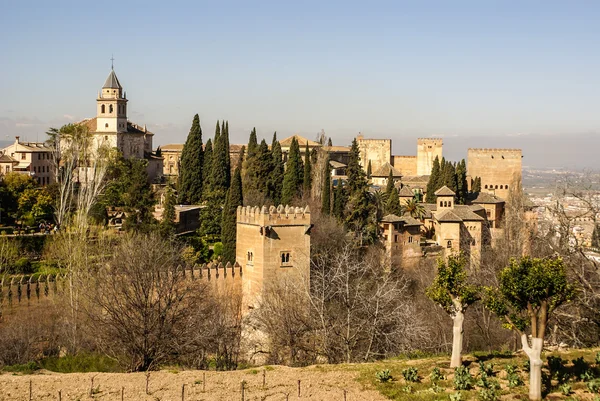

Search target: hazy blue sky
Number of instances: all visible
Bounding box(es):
[1,1,599,167]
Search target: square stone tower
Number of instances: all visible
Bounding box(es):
[236,205,311,313]
[417,138,443,176]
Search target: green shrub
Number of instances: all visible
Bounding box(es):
[453,366,473,390]
[429,383,443,393]
[13,257,33,274]
[431,366,445,382]
[478,388,499,401]
[573,357,591,380]
[588,379,600,394]
[39,353,121,373]
[560,383,572,396]
[449,392,463,401]
[1,361,39,374]
[595,352,600,365]
[402,367,419,383]
[375,369,392,383]
[478,361,494,377]
[507,371,524,388]
[504,364,517,375]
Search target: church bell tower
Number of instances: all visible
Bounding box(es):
[96,66,128,133]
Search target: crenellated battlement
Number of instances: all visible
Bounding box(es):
[468,148,522,153]
[236,205,311,226]
[417,138,444,142]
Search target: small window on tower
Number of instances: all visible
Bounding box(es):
[101,104,105,114]
[280,252,292,267]
[109,105,113,113]
[105,123,109,128]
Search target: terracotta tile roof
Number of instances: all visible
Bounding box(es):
[0,154,17,163]
[372,162,402,178]
[381,214,404,223]
[161,144,184,151]
[398,186,415,197]
[280,135,321,147]
[435,210,463,222]
[470,192,505,204]
[323,145,351,152]
[434,185,456,196]
[329,160,346,169]
[381,214,422,226]
[452,205,485,221]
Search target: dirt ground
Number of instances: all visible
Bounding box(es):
[0,365,386,401]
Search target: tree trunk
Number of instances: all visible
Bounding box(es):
[522,335,543,401]
[450,311,465,368]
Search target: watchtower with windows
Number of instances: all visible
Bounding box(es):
[96,67,128,133]
[236,205,311,312]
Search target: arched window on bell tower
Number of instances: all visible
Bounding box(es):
[109,104,113,114]
[101,104,105,114]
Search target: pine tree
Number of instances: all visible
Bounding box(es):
[270,133,284,204]
[178,114,203,204]
[386,187,402,216]
[346,138,367,195]
[425,156,441,203]
[367,160,372,179]
[442,161,457,193]
[322,154,331,215]
[385,169,394,197]
[201,138,213,199]
[221,153,244,264]
[281,137,303,205]
[303,142,312,196]
[333,178,346,220]
[247,128,258,159]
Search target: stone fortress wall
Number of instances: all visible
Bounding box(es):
[467,148,522,200]
[416,138,443,176]
[356,135,391,172]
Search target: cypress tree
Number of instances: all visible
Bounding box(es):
[270,133,284,204]
[327,137,332,146]
[592,224,600,249]
[321,154,331,215]
[253,139,273,196]
[247,128,258,159]
[281,137,303,205]
[385,168,394,197]
[223,120,231,184]
[367,160,372,179]
[346,138,367,195]
[333,178,346,220]
[303,142,312,196]
[155,146,162,157]
[160,185,177,236]
[456,159,468,204]
[386,187,402,216]
[221,153,244,264]
[201,139,213,199]
[211,120,230,202]
[178,114,203,204]
[472,176,482,193]
[425,156,441,203]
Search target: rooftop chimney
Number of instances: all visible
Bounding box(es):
[15,136,20,144]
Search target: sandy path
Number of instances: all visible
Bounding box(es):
[0,365,386,401]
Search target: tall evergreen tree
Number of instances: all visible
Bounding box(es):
[177,114,203,204]
[333,178,346,220]
[386,187,402,216]
[303,142,312,196]
[327,137,332,146]
[385,169,395,197]
[425,156,441,203]
[322,155,331,215]
[456,159,468,204]
[346,138,367,195]
[201,139,213,199]
[253,139,273,196]
[221,153,244,264]
[210,120,230,201]
[593,224,600,249]
[270,133,284,204]
[367,160,372,179]
[281,137,303,205]
[442,160,457,193]
[223,120,231,185]
[472,176,482,193]
[160,185,176,236]
[247,128,258,159]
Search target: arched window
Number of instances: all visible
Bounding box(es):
[484,185,488,189]
[439,201,443,207]
[500,185,503,189]
[105,123,109,128]
[505,185,509,190]
[448,201,452,207]
[101,104,105,114]
[495,185,498,189]
[109,105,113,113]
[447,240,452,248]
[443,201,448,207]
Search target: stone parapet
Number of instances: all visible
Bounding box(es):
[236,205,311,226]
